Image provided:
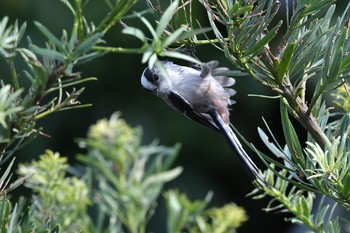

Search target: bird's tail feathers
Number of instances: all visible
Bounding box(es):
[210,111,267,185]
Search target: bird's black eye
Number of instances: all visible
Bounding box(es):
[144,68,160,85]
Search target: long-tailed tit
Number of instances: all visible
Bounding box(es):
[141,60,266,184]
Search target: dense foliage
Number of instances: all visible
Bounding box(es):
[0,0,349,232]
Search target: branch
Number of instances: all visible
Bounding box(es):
[278,78,331,149]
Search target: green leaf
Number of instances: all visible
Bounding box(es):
[161,50,201,65]
[175,27,212,41]
[148,53,157,68]
[236,5,253,16]
[0,16,9,37]
[7,203,17,233]
[327,47,343,80]
[122,26,147,42]
[0,157,15,189]
[141,49,154,64]
[280,99,304,168]
[277,42,296,82]
[142,166,183,189]
[341,173,350,198]
[17,21,27,43]
[75,33,103,55]
[340,54,350,71]
[60,0,75,15]
[257,127,286,159]
[155,0,179,37]
[137,12,158,40]
[300,195,311,218]
[0,200,11,232]
[162,25,187,48]
[30,45,66,61]
[228,2,240,17]
[34,21,66,53]
[244,20,282,57]
[76,51,103,64]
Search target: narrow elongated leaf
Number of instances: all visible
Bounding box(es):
[340,54,350,71]
[327,47,343,80]
[34,21,66,52]
[142,166,183,189]
[155,0,179,37]
[162,26,187,48]
[17,21,27,42]
[7,203,17,233]
[0,157,15,185]
[280,99,304,168]
[76,51,103,64]
[137,12,158,40]
[141,49,154,64]
[31,46,66,61]
[0,200,11,232]
[161,50,201,65]
[277,42,296,82]
[342,173,350,197]
[175,27,212,41]
[60,0,75,15]
[244,21,282,57]
[148,53,157,68]
[300,195,311,218]
[122,26,147,42]
[75,33,102,54]
[257,127,287,159]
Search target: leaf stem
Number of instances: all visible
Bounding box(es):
[93,45,146,54]
[74,0,84,40]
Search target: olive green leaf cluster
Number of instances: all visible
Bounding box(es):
[75,112,247,233]
[0,113,247,232]
[0,0,138,162]
[165,190,247,233]
[77,112,182,233]
[249,167,342,233]
[165,190,214,233]
[17,150,90,232]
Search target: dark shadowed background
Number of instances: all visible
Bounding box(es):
[0,1,347,232]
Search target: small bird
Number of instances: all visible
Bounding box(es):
[141,60,266,184]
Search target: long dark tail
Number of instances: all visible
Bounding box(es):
[210,111,267,185]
